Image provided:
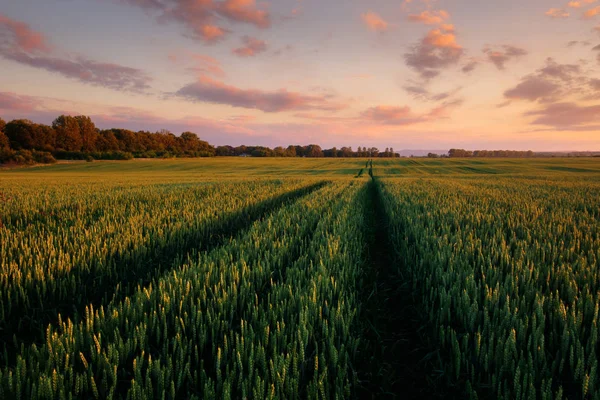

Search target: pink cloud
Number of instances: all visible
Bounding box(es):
[0,14,152,92]
[175,76,347,113]
[483,45,528,70]
[525,102,600,128]
[361,11,388,32]
[169,51,225,78]
[408,10,450,25]
[361,100,461,125]
[233,36,267,57]
[118,0,270,43]
[0,13,51,53]
[404,24,464,80]
[0,91,42,112]
[545,8,570,18]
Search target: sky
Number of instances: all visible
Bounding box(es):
[0,0,600,150]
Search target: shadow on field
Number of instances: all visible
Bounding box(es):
[0,181,327,366]
[354,179,461,399]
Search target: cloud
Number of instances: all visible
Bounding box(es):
[362,106,417,125]
[169,52,225,77]
[504,58,587,102]
[594,44,600,63]
[175,75,347,113]
[462,60,479,73]
[404,24,464,80]
[233,36,267,57]
[361,11,389,32]
[0,14,152,92]
[525,102,600,128]
[0,91,42,112]
[408,10,450,25]
[403,85,461,102]
[361,99,462,126]
[483,45,528,70]
[568,0,597,7]
[584,6,600,18]
[0,14,51,53]
[545,8,570,18]
[504,77,560,102]
[118,0,270,43]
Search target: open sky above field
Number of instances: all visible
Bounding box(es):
[1,0,600,150]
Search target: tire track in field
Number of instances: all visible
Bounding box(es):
[0,181,327,366]
[355,177,459,399]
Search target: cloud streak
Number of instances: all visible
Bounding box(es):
[483,45,527,70]
[118,0,270,43]
[0,14,152,92]
[175,76,347,113]
[361,11,389,32]
[233,36,267,57]
[408,10,450,25]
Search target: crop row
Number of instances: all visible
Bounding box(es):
[378,177,600,400]
[0,179,369,399]
[0,179,323,361]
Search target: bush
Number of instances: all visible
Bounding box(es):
[0,149,56,165]
[86,155,94,162]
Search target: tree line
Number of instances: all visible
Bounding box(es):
[446,149,535,158]
[0,115,540,165]
[0,115,401,164]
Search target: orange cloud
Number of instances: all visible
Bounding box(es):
[545,8,570,18]
[218,0,270,28]
[118,0,270,43]
[175,76,347,113]
[568,0,597,7]
[584,6,600,17]
[408,10,450,25]
[361,11,389,32]
[199,25,226,43]
[424,25,461,49]
[405,24,464,79]
[233,36,267,57]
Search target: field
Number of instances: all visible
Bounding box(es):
[1,157,599,399]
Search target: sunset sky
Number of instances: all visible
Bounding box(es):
[1,0,600,150]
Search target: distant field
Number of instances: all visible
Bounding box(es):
[1,158,599,399]
[2,157,600,182]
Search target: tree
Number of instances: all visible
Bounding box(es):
[53,115,82,151]
[339,147,353,158]
[74,116,98,152]
[5,119,37,150]
[285,145,297,157]
[216,145,234,156]
[305,144,324,157]
[0,118,8,149]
